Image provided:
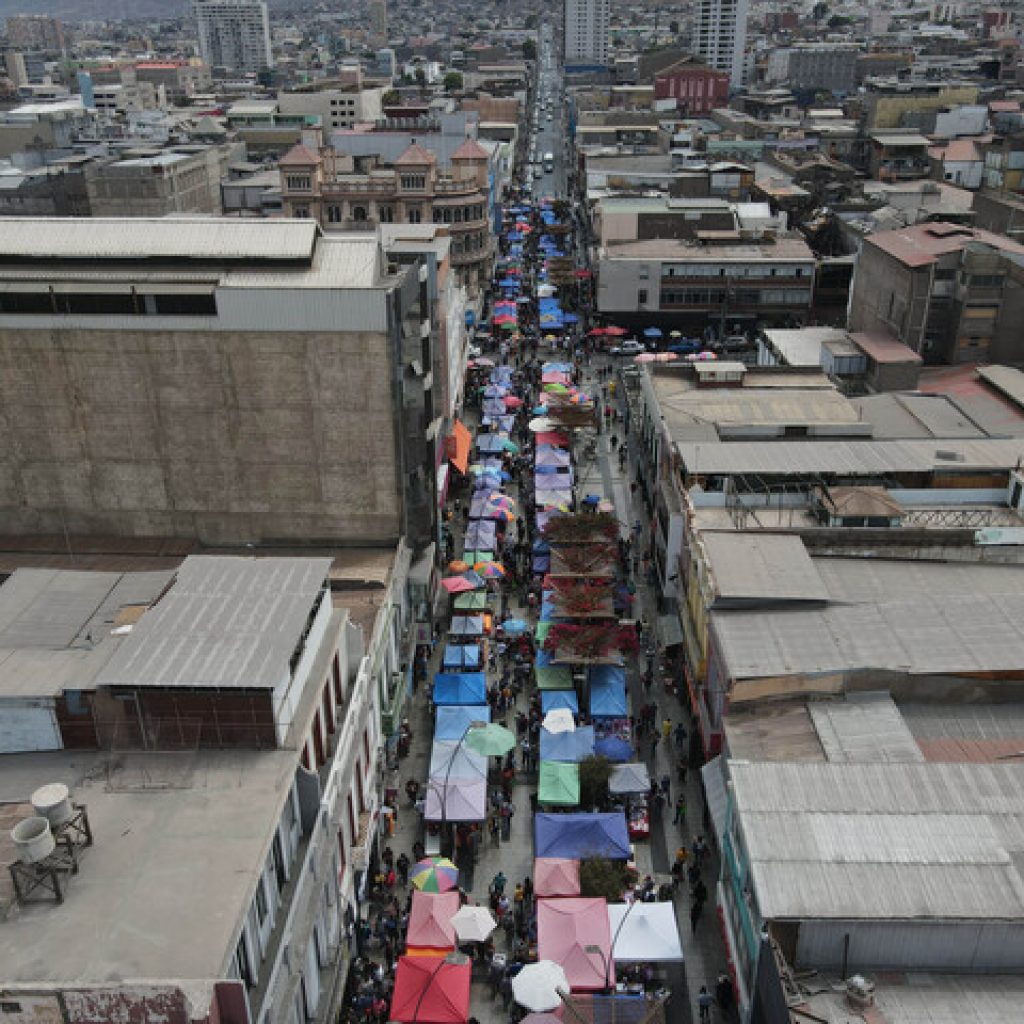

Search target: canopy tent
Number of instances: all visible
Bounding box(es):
[407,891,460,949]
[535,665,574,691]
[463,550,494,565]
[432,672,487,706]
[448,420,472,475]
[534,857,581,898]
[434,705,491,742]
[594,736,635,763]
[608,763,651,796]
[464,521,497,549]
[538,761,580,806]
[476,435,510,453]
[536,489,573,509]
[449,615,485,637]
[429,739,487,781]
[607,903,684,962]
[534,813,631,860]
[589,665,627,718]
[424,777,488,822]
[537,898,615,991]
[442,644,482,670]
[539,725,595,763]
[536,430,570,448]
[541,690,579,715]
[390,955,471,1024]
[454,591,490,611]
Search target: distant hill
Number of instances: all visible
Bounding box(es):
[0,0,190,22]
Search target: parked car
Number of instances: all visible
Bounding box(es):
[609,339,646,357]
[667,338,701,355]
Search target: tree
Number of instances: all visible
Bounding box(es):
[811,0,828,20]
[578,755,612,810]
[523,38,538,60]
[443,71,464,92]
[827,13,851,28]
[415,67,427,87]
[382,89,400,105]
[579,857,638,901]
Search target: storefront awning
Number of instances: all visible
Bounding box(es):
[447,419,472,474]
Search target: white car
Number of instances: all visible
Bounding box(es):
[609,340,646,357]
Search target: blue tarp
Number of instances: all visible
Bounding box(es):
[433,672,487,706]
[540,724,595,763]
[435,705,492,740]
[594,736,634,762]
[541,690,580,715]
[534,812,631,860]
[590,674,627,718]
[443,644,482,670]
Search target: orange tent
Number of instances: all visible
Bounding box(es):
[447,420,472,474]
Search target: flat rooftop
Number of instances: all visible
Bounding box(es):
[0,747,296,984]
[700,532,828,606]
[605,235,814,261]
[760,327,849,368]
[95,556,331,692]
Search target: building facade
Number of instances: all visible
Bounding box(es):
[653,59,730,115]
[193,0,272,74]
[694,0,749,91]
[765,43,859,94]
[4,14,64,52]
[0,219,440,548]
[564,0,610,67]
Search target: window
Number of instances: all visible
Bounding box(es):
[327,205,342,223]
[293,206,310,219]
[970,274,1004,288]
[286,175,311,191]
[408,207,422,223]
[353,205,368,221]
[400,174,426,190]
[638,288,648,304]
[378,205,393,223]
[255,879,268,925]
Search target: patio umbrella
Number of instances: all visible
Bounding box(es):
[604,326,628,337]
[448,560,469,573]
[411,857,459,893]
[504,396,524,409]
[543,708,576,734]
[512,961,569,1012]
[533,405,549,415]
[450,905,498,943]
[634,353,657,363]
[441,575,478,594]
[465,722,516,757]
[475,561,506,578]
[501,618,530,634]
[643,327,663,339]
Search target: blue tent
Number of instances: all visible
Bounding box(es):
[534,812,631,859]
[435,705,492,740]
[541,690,580,715]
[594,736,634,762]
[465,521,497,549]
[590,677,627,718]
[443,644,482,670]
[476,435,508,453]
[540,724,595,763]
[433,672,487,706]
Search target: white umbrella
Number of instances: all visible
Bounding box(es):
[450,904,498,943]
[529,416,560,433]
[512,960,570,1012]
[542,708,576,734]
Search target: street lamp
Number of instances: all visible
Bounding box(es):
[586,895,639,993]
[411,950,470,1024]
[436,720,487,852]
[584,944,611,994]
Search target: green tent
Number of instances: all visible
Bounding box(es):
[535,620,552,644]
[538,761,580,806]
[535,665,574,690]
[464,550,494,565]
[454,592,490,611]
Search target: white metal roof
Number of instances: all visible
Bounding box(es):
[0,218,319,262]
[730,761,1024,921]
[701,532,828,605]
[95,556,331,691]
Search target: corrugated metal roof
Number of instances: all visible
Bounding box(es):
[979,365,1024,412]
[808,693,924,763]
[702,532,828,605]
[676,438,1024,476]
[221,235,380,290]
[0,218,319,262]
[95,556,331,691]
[712,557,1024,680]
[729,761,1024,921]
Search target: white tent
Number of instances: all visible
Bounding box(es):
[608,762,651,795]
[607,902,684,962]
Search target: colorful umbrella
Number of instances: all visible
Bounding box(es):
[654,352,679,362]
[533,405,549,415]
[643,327,663,338]
[411,856,459,893]
[465,722,516,757]
[542,708,576,734]
[475,561,506,578]
[500,439,520,454]
[604,325,628,337]
[544,383,569,394]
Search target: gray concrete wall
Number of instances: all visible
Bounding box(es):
[0,328,402,545]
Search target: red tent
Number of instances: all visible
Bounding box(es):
[536,430,570,448]
[407,891,460,950]
[603,326,628,337]
[390,955,471,1023]
[534,857,581,897]
[537,897,615,991]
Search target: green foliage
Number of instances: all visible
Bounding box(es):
[579,857,636,901]
[578,755,612,810]
[523,38,538,60]
[444,71,464,92]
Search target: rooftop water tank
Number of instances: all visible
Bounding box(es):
[11,816,55,864]
[31,782,74,827]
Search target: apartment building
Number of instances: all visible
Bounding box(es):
[193,0,272,74]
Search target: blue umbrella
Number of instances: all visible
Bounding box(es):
[643,327,663,338]
[533,405,549,415]
[501,618,530,635]
[498,278,519,288]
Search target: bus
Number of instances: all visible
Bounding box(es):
[542,151,554,172]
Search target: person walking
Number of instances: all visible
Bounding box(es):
[674,794,687,825]
[697,986,714,1023]
[690,897,705,933]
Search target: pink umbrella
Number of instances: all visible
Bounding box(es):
[504,396,524,409]
[654,352,679,362]
[634,353,657,363]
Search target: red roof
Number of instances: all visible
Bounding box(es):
[451,138,488,161]
[278,143,321,167]
[395,141,437,166]
[867,222,1024,268]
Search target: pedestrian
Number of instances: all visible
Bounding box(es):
[674,722,687,749]
[716,974,734,1013]
[397,852,410,887]
[697,987,713,1023]
[662,717,672,742]
[660,773,671,798]
[693,834,708,867]
[674,794,687,825]
[690,899,704,933]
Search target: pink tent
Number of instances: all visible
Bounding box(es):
[407,891,460,949]
[534,858,581,898]
[537,897,615,991]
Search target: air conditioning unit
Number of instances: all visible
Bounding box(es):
[845,975,875,1010]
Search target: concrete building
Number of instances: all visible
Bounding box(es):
[765,43,860,94]
[596,234,815,330]
[564,0,610,68]
[694,0,748,91]
[0,219,441,548]
[84,144,242,217]
[277,86,385,132]
[0,159,92,217]
[279,136,494,294]
[653,59,730,115]
[369,0,387,47]
[3,50,27,89]
[4,14,63,52]
[193,0,272,75]
[847,221,1024,364]
[0,549,417,1024]
[0,99,90,161]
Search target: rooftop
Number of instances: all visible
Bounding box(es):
[729,759,1024,921]
[761,327,849,368]
[604,235,814,262]
[864,222,1024,268]
[0,747,297,985]
[95,556,331,692]
[700,532,828,606]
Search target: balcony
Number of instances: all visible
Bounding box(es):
[435,177,482,195]
[322,179,395,196]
